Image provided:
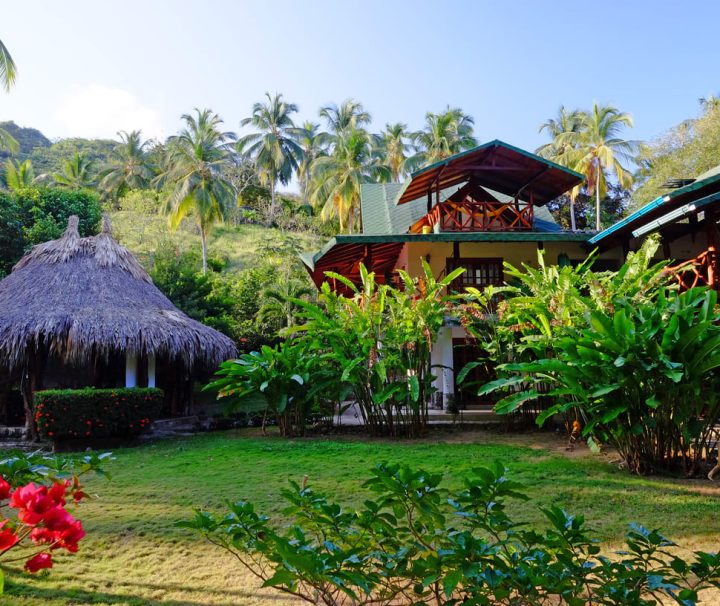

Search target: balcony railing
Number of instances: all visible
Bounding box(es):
[420,199,534,233]
[666,249,720,290]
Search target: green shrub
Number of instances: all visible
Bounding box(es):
[34,387,164,441]
[182,462,720,605]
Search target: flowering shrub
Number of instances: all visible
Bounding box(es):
[34,388,163,442]
[0,474,87,590]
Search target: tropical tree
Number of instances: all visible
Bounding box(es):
[557,103,637,231]
[258,271,315,329]
[0,39,18,153]
[409,107,477,169]
[537,106,584,230]
[159,108,236,274]
[0,39,16,92]
[373,122,412,181]
[319,99,371,135]
[4,159,35,191]
[289,121,327,206]
[98,130,155,201]
[53,151,96,189]
[310,129,389,232]
[238,93,302,217]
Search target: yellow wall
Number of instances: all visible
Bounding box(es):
[402,240,624,279]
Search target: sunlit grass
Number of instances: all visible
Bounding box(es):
[1,430,718,605]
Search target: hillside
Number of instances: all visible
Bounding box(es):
[110,207,324,273]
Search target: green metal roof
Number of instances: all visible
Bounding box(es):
[589,162,720,246]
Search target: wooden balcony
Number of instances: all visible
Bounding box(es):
[666,249,720,290]
[411,199,534,234]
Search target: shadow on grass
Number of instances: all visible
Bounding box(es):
[6,579,297,605]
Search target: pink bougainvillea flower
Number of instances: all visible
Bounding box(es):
[0,476,10,501]
[0,527,20,552]
[25,552,53,573]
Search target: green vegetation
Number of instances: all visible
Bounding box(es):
[2,432,718,605]
[34,388,164,442]
[187,462,720,606]
[461,237,720,475]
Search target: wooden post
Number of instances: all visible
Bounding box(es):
[706,209,717,288]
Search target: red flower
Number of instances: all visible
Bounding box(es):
[10,482,67,525]
[25,552,53,573]
[0,476,11,501]
[0,527,20,551]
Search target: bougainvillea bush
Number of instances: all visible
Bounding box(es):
[0,450,110,593]
[34,387,163,442]
[183,463,720,606]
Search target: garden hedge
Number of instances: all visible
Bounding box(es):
[34,387,164,441]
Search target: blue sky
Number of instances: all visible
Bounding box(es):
[2,0,718,172]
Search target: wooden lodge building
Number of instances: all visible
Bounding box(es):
[301,140,720,408]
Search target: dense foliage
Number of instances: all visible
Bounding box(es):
[0,186,101,275]
[183,462,720,605]
[207,340,339,436]
[292,262,463,437]
[461,237,720,475]
[34,387,163,442]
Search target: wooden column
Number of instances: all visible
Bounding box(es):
[706,209,717,288]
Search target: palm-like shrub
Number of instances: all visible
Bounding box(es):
[294,261,463,437]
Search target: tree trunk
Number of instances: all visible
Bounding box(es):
[270,179,277,219]
[569,197,577,231]
[595,173,602,231]
[200,227,208,275]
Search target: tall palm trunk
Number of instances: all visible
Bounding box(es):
[595,170,602,231]
[570,198,577,231]
[200,225,208,275]
[269,179,277,218]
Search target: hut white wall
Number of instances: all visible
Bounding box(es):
[125,353,138,388]
[147,355,156,388]
[431,327,455,409]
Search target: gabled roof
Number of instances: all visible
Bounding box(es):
[394,139,584,207]
[361,182,562,236]
[589,162,720,248]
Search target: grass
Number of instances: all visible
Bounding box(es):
[1,429,719,605]
[110,208,323,273]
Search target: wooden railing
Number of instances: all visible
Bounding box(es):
[417,200,534,233]
[666,249,720,290]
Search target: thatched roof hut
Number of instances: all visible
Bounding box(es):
[0,215,237,432]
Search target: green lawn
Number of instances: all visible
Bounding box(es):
[1,429,718,605]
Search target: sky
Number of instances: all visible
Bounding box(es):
[2,0,719,177]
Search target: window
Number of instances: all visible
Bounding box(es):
[446,258,503,290]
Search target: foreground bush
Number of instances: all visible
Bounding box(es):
[0,450,111,593]
[181,463,720,605]
[34,387,163,442]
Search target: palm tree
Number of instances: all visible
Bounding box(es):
[0,39,16,92]
[537,106,584,230]
[373,123,412,182]
[238,93,302,217]
[409,107,477,169]
[98,130,156,201]
[310,129,389,233]
[319,99,371,135]
[258,272,315,328]
[558,103,637,231]
[289,121,328,206]
[53,152,95,189]
[0,39,18,153]
[4,159,35,191]
[159,108,237,274]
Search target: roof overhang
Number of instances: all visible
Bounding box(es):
[394,139,584,207]
[589,170,720,249]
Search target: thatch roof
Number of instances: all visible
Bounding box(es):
[0,215,237,369]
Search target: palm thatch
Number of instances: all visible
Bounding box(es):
[0,215,237,370]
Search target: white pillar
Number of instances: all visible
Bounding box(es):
[125,352,138,388]
[147,355,156,388]
[430,332,444,408]
[439,327,455,409]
